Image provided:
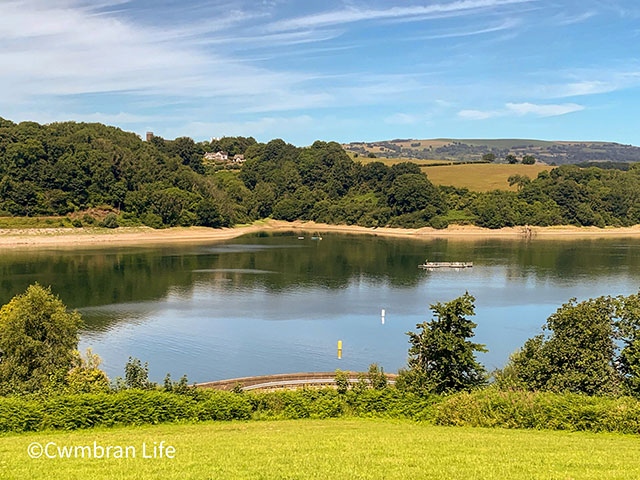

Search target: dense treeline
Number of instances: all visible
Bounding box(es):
[0,118,247,228]
[1,117,640,229]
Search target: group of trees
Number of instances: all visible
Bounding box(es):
[0,119,254,228]
[399,290,640,399]
[464,165,640,228]
[480,153,535,164]
[496,293,640,396]
[2,117,640,230]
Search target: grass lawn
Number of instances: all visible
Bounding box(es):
[422,163,553,191]
[2,419,639,479]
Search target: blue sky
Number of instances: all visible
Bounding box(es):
[1,0,639,145]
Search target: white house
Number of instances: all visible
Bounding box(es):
[204,151,228,162]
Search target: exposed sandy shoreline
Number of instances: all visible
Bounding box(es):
[1,220,640,249]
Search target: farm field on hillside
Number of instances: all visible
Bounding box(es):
[3,419,640,479]
[423,163,553,191]
[349,153,448,166]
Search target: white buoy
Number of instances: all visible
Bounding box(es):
[381,308,386,325]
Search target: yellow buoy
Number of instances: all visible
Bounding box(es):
[337,340,342,359]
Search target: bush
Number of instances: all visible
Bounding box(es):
[123,357,154,390]
[434,389,640,434]
[82,214,97,225]
[0,390,251,433]
[368,364,388,389]
[141,212,164,229]
[100,213,119,229]
[334,369,350,394]
[429,216,449,229]
[250,389,344,420]
[71,219,83,228]
[346,389,437,421]
[117,211,142,227]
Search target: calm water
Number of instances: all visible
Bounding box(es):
[1,233,639,382]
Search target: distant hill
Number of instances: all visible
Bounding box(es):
[342,138,640,165]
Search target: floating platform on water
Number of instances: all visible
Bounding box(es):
[419,261,473,269]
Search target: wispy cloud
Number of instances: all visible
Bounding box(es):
[413,18,520,40]
[506,102,584,116]
[550,10,597,26]
[458,102,584,119]
[0,0,312,106]
[536,70,640,99]
[267,0,533,32]
[458,109,502,120]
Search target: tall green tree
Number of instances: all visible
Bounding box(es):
[387,173,444,215]
[406,293,487,393]
[0,284,81,393]
[497,295,640,396]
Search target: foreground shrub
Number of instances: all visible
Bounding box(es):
[0,390,249,433]
[250,389,344,419]
[434,389,640,434]
[346,388,438,421]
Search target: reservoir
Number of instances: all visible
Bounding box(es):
[0,232,638,382]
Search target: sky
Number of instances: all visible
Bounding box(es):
[1,0,639,145]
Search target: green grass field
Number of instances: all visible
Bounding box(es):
[2,419,640,479]
[422,163,552,191]
[348,152,448,167]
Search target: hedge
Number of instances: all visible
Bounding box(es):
[0,390,252,433]
[3,388,640,435]
[434,389,640,434]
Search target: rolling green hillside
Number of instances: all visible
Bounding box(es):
[343,138,640,164]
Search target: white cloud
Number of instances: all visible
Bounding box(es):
[554,80,618,97]
[506,102,584,117]
[550,10,597,26]
[416,18,520,40]
[267,0,533,32]
[458,102,584,119]
[0,0,313,106]
[458,109,501,120]
[535,70,640,99]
